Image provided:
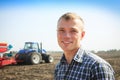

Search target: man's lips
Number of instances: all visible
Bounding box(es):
[61,41,72,44]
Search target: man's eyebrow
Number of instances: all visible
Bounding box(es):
[57,27,64,29]
[57,28,64,31]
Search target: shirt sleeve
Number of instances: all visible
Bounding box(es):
[91,61,115,80]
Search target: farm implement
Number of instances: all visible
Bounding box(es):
[0,42,16,68]
[0,42,54,68]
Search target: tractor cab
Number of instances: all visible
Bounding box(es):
[24,42,46,54]
[24,42,39,53]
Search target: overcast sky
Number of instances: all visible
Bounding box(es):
[0,0,120,51]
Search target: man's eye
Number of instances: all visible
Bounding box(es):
[58,29,64,32]
[71,30,77,33]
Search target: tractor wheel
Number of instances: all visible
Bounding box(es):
[15,53,25,65]
[45,55,54,63]
[27,52,42,65]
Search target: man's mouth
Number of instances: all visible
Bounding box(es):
[62,41,72,44]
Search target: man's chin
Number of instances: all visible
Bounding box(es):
[62,47,73,51]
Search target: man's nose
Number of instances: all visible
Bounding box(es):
[64,32,71,38]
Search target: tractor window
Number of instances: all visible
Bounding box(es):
[24,44,32,49]
[32,44,38,49]
[24,43,39,50]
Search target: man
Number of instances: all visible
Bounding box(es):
[54,12,115,80]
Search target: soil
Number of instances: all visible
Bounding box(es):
[0,53,120,80]
[0,53,62,80]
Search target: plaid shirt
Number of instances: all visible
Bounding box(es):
[54,48,115,80]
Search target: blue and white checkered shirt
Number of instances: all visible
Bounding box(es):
[54,48,115,80]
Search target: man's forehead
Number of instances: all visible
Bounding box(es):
[59,18,83,24]
[57,18,84,31]
[58,26,79,29]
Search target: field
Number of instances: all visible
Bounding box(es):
[97,52,120,80]
[0,52,120,80]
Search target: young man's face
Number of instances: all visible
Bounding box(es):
[57,19,85,52]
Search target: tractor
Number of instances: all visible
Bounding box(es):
[15,42,54,65]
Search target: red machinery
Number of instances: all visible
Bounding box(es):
[0,42,16,68]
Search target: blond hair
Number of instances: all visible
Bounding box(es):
[57,12,84,30]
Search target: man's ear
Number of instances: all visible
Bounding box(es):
[81,31,85,38]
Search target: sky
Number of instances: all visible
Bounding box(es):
[0,0,120,51]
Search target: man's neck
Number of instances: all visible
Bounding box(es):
[64,48,79,64]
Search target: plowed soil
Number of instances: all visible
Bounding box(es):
[0,53,120,80]
[0,53,62,80]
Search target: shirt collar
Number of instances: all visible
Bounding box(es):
[60,48,85,63]
[60,54,67,63]
[73,48,84,63]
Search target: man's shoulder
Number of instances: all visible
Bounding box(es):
[55,61,61,69]
[85,51,114,70]
[83,50,110,65]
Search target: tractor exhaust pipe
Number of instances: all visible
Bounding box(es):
[40,42,42,54]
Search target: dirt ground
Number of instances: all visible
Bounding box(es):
[0,53,120,80]
[0,53,61,80]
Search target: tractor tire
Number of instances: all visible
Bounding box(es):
[26,52,42,65]
[45,55,54,63]
[15,53,26,65]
